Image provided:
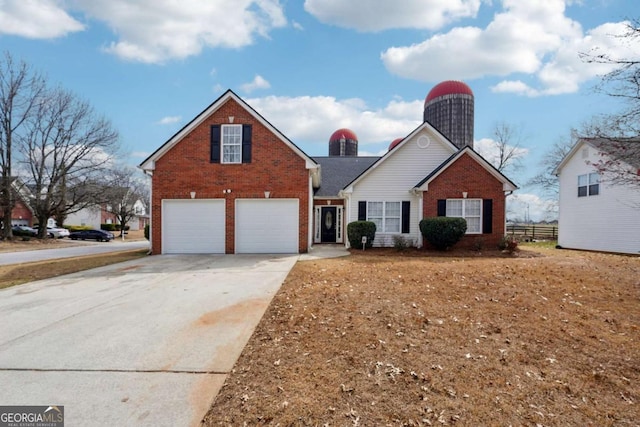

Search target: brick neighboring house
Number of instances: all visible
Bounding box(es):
[140,89,516,254]
[0,177,35,227]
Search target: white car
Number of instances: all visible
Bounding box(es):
[47,227,70,238]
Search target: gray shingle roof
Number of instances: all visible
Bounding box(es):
[587,138,640,170]
[312,156,379,197]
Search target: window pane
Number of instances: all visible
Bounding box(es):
[370,218,382,231]
[222,125,242,163]
[578,174,588,186]
[385,202,401,217]
[368,202,383,217]
[465,200,481,216]
[578,186,587,197]
[385,218,400,233]
[589,184,599,196]
[466,217,481,233]
[446,200,463,216]
[589,173,600,185]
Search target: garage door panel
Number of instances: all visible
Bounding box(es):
[235,199,298,254]
[163,200,225,254]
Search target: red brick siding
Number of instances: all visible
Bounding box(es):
[313,199,344,207]
[12,200,33,225]
[423,153,507,249]
[151,98,310,254]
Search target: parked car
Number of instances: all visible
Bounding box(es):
[12,225,38,237]
[68,229,115,242]
[32,225,70,239]
[47,227,70,239]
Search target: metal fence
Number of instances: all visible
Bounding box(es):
[507,224,558,240]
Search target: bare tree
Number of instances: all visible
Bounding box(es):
[21,86,120,238]
[489,121,527,174]
[577,18,640,186]
[0,52,45,238]
[526,131,577,198]
[103,165,149,238]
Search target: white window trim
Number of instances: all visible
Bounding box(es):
[221,124,242,164]
[446,198,482,234]
[367,201,401,234]
[578,173,600,197]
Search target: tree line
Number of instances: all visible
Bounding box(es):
[0,52,148,239]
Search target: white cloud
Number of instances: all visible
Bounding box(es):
[241,75,271,93]
[156,116,181,125]
[381,1,640,96]
[246,95,423,147]
[131,151,151,159]
[292,21,304,31]
[304,0,481,32]
[0,0,84,38]
[66,0,286,63]
[507,193,557,222]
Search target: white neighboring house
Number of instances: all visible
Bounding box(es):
[65,200,148,231]
[555,138,640,255]
[65,206,102,229]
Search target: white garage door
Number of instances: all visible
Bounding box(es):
[235,199,299,253]
[162,200,225,254]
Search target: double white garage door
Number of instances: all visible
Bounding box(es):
[162,199,299,254]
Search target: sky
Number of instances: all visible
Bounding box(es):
[1,0,637,222]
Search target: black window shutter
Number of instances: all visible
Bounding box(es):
[483,199,493,234]
[358,201,367,221]
[437,200,446,216]
[210,125,221,163]
[242,124,252,163]
[401,201,410,233]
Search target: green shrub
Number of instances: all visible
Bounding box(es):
[392,235,410,251]
[101,223,116,231]
[66,225,94,232]
[419,217,467,250]
[347,221,376,249]
[144,224,150,240]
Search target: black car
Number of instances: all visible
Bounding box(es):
[12,225,38,237]
[68,229,115,242]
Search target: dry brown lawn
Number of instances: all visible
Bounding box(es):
[204,245,640,426]
[0,249,148,289]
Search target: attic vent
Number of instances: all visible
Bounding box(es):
[581,148,588,159]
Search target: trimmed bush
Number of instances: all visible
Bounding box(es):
[101,223,116,231]
[144,224,150,240]
[347,221,376,249]
[419,217,467,250]
[498,235,519,253]
[66,225,94,232]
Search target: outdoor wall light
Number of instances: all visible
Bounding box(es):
[264,191,271,198]
[462,191,468,199]
[190,191,196,199]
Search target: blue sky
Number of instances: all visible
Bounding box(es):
[0,0,637,221]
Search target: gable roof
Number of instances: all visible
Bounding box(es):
[312,156,379,197]
[0,177,35,214]
[555,137,640,175]
[340,121,459,193]
[139,89,318,172]
[415,146,518,192]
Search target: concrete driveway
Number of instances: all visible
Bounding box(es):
[0,254,298,426]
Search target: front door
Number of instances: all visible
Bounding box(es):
[321,207,337,243]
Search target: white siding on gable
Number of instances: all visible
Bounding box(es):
[558,143,640,254]
[65,207,101,228]
[346,130,455,247]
